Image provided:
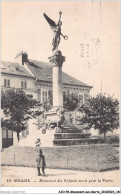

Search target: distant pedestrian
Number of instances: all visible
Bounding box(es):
[35,138,46,176]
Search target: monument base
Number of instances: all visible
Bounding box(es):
[43,109,100,146]
[53,126,100,146]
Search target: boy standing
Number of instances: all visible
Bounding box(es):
[35,138,46,176]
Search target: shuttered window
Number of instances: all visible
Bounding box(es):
[4,79,10,87]
[21,81,27,89]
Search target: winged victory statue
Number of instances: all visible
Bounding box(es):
[43,11,68,51]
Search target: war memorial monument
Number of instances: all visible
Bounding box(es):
[42,11,100,146]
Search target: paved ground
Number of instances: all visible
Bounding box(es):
[1,166,120,187]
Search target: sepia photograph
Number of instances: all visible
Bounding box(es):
[1,0,120,192]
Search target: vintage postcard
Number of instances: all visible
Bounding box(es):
[1,0,120,193]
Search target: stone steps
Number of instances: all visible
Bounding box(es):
[53,126,100,146]
[54,133,91,139]
[55,128,83,133]
[53,138,101,146]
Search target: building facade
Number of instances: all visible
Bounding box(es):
[2,52,92,105]
[1,51,92,147]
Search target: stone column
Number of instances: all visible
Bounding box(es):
[49,50,65,108]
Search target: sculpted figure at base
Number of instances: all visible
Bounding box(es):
[41,108,65,134]
[43,11,68,51]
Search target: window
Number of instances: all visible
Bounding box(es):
[43,91,44,102]
[21,81,27,89]
[4,79,10,87]
[43,91,48,102]
[79,95,83,101]
[2,130,7,138]
[25,82,27,89]
[21,81,23,88]
[8,130,13,138]
[48,90,52,101]
[79,95,83,105]
[45,92,47,102]
[37,89,41,102]
[84,93,88,104]
[4,79,6,87]
[8,79,10,87]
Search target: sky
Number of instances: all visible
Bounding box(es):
[1,1,120,99]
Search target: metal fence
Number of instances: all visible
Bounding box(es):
[1,145,119,172]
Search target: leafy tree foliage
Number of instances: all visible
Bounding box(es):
[43,91,79,111]
[1,88,42,141]
[63,92,79,111]
[78,93,119,142]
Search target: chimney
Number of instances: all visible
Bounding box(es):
[15,51,28,65]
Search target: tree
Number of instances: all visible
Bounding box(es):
[78,93,119,142]
[43,91,79,111]
[1,88,42,141]
[63,92,79,111]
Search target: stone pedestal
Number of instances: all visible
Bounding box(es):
[49,50,65,108]
[43,50,65,138]
[53,66,63,107]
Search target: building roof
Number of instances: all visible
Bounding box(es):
[1,61,33,78]
[1,59,92,88]
[27,59,92,88]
